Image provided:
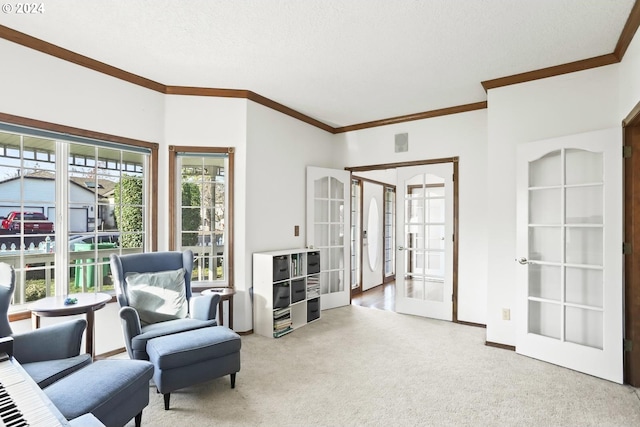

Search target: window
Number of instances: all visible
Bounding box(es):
[384,186,396,280]
[169,146,234,288]
[0,121,157,310]
[350,178,361,290]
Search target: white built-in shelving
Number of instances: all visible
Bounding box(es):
[253,248,321,338]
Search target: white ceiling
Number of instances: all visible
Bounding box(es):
[0,0,635,127]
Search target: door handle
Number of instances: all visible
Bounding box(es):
[398,246,405,251]
[516,257,530,265]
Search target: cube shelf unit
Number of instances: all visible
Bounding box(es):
[253,248,321,338]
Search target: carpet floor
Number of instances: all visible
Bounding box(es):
[123,305,640,427]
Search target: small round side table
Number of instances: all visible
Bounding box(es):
[29,292,112,360]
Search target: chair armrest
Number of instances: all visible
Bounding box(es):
[12,319,87,364]
[190,293,220,322]
[119,306,142,359]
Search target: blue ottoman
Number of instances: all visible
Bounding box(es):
[146,326,241,410]
[44,359,154,427]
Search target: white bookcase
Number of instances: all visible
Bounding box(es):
[253,248,321,338]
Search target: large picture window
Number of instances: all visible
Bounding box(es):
[169,146,234,288]
[0,121,156,310]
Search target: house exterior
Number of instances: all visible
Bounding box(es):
[0,171,116,232]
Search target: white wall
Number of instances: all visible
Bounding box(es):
[336,109,489,324]
[245,101,338,331]
[619,24,640,118]
[0,39,164,143]
[163,94,250,330]
[162,94,247,251]
[485,65,622,346]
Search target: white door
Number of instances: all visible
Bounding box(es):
[306,166,351,310]
[396,163,453,320]
[515,128,623,383]
[362,181,384,291]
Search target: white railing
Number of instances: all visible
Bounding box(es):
[0,245,143,304]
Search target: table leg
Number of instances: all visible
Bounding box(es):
[229,297,234,330]
[31,312,40,330]
[86,308,95,360]
[218,300,224,326]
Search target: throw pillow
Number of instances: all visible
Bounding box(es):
[125,268,188,326]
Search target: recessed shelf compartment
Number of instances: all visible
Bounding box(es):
[291,278,306,304]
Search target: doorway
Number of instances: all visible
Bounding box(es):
[347,157,459,322]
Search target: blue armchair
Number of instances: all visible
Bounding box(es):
[110,250,241,410]
[0,262,91,388]
[109,250,221,360]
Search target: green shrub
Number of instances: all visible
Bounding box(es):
[25,281,47,301]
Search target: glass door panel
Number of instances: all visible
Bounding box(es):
[529,189,561,224]
[528,227,561,263]
[529,150,561,187]
[565,149,603,184]
[565,186,603,224]
[565,227,603,266]
[565,307,603,349]
[528,264,561,301]
[565,267,603,307]
[528,301,561,340]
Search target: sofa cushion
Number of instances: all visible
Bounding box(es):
[125,268,187,326]
[146,326,241,370]
[23,353,92,388]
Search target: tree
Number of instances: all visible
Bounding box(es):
[181,182,201,246]
[114,175,143,248]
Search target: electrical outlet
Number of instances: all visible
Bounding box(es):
[502,308,511,321]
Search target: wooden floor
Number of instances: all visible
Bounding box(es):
[351,281,396,311]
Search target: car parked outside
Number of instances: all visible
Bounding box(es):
[0,212,54,233]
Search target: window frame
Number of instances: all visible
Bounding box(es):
[168,145,234,289]
[0,112,159,319]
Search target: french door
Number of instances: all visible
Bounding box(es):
[395,163,454,320]
[515,128,623,383]
[306,166,351,310]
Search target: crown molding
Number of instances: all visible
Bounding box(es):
[481,53,619,92]
[1,1,638,133]
[0,24,167,93]
[245,90,337,134]
[165,86,337,133]
[334,102,487,133]
[615,0,640,60]
[482,0,640,92]
[165,86,249,98]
